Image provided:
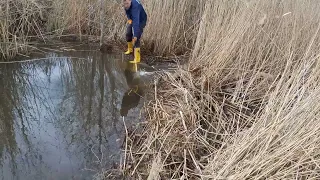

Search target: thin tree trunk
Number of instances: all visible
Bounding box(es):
[99,0,105,46]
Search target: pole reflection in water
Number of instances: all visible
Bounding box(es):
[0,44,147,180]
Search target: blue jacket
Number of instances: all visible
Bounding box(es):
[125,0,147,39]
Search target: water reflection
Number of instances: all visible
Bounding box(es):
[120,63,143,117]
[0,45,147,180]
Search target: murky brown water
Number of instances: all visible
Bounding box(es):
[0,43,155,180]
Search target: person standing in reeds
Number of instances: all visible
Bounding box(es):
[123,0,147,64]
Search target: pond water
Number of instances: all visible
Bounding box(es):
[0,43,155,180]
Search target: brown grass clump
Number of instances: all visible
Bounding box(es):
[121,0,320,179]
[0,0,47,59]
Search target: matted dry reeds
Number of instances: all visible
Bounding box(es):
[119,0,320,179]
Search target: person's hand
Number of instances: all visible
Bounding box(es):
[132,37,137,46]
[127,19,132,24]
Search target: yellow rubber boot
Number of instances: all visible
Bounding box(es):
[130,48,141,63]
[124,42,133,55]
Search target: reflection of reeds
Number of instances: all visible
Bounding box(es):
[0,70,17,164]
[0,60,60,169]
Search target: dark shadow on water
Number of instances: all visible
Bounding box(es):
[0,43,151,180]
[120,63,144,117]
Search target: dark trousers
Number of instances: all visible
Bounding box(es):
[126,23,145,48]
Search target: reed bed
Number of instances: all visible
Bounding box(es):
[117,0,320,179]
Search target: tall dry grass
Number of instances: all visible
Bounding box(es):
[0,0,46,59]
[0,0,126,60]
[45,0,207,56]
[119,0,320,179]
[141,0,205,55]
[46,0,125,40]
[1,0,205,60]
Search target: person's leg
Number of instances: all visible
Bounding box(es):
[125,23,133,55]
[130,25,144,63]
[134,23,145,49]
